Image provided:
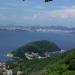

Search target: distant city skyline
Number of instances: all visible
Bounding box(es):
[0,0,75,27]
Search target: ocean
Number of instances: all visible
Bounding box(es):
[0,31,75,62]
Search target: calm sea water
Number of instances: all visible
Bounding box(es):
[0,31,75,62]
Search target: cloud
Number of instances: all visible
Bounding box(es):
[24,6,75,26]
[49,7,75,22]
[0,6,75,26]
[32,6,75,22]
[1,6,75,20]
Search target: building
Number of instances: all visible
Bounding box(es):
[25,52,39,60]
[25,49,65,60]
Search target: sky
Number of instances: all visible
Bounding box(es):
[0,0,75,27]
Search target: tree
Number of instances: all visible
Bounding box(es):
[22,0,53,2]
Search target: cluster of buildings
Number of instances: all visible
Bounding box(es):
[0,63,23,75]
[0,63,12,75]
[25,49,64,60]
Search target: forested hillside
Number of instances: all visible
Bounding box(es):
[12,40,61,58]
[7,41,75,75]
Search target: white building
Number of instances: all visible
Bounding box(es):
[6,69,13,75]
[25,52,39,60]
[17,70,23,75]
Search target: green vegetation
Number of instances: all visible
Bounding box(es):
[12,40,60,58]
[7,40,75,75]
[8,49,75,75]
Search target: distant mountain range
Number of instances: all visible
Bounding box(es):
[0,25,75,32]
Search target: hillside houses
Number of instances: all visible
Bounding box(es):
[45,49,64,57]
[25,52,46,60]
[25,52,39,60]
[25,49,64,60]
[0,63,23,75]
[0,63,13,75]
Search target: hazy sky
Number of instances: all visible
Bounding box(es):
[0,0,75,27]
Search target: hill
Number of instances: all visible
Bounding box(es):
[7,48,75,75]
[6,40,75,75]
[12,40,61,58]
